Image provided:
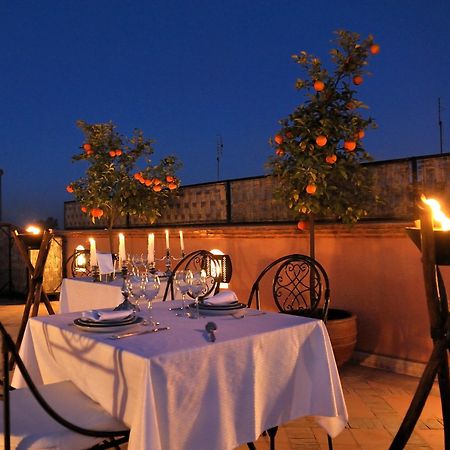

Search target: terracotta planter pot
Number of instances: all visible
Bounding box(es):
[325,308,357,367]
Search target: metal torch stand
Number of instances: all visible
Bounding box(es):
[390,208,450,449]
[11,229,55,354]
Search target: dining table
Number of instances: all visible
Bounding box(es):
[12,301,348,450]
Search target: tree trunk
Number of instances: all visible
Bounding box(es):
[308,214,315,260]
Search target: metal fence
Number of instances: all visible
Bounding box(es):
[64,153,450,229]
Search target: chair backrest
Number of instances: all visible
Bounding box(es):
[247,254,330,322]
[162,250,221,301]
[0,322,129,449]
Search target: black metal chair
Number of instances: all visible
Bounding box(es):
[162,250,222,301]
[0,322,130,450]
[247,253,332,450]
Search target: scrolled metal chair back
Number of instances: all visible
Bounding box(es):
[248,254,330,322]
[162,250,221,301]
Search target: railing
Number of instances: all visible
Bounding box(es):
[64,153,450,229]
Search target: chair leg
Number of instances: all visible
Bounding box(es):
[327,434,333,450]
[267,426,278,450]
[246,442,257,450]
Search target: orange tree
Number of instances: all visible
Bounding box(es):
[267,30,380,257]
[67,120,181,253]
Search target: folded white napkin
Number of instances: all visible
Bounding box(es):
[203,290,238,306]
[81,309,132,322]
[97,252,114,275]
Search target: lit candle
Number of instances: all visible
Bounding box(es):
[165,229,170,251]
[148,233,155,264]
[179,230,184,253]
[118,233,126,263]
[89,238,97,267]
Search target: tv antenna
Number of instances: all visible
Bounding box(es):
[438,98,444,154]
[216,135,223,180]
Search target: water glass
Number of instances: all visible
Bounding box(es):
[186,270,207,319]
[143,273,161,318]
[174,271,190,316]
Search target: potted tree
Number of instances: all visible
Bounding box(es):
[267,30,380,366]
[66,120,182,254]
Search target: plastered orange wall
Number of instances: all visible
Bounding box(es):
[59,222,449,364]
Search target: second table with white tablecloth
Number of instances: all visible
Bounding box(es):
[59,276,168,313]
[13,302,348,450]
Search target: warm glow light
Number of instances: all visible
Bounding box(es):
[421,195,450,231]
[75,245,87,270]
[210,249,227,289]
[25,225,41,235]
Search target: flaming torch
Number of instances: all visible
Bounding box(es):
[406,195,450,265]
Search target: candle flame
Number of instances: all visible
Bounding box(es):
[25,225,41,235]
[421,195,450,231]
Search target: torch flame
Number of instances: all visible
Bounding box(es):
[421,195,450,231]
[25,225,42,235]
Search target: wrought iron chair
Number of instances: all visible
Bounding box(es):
[162,250,221,301]
[247,253,332,450]
[0,321,130,450]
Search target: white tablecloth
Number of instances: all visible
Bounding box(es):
[59,277,168,313]
[13,302,348,450]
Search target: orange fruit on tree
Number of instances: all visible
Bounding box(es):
[109,150,116,157]
[153,178,161,185]
[313,80,325,92]
[275,147,285,156]
[145,179,152,186]
[168,182,177,190]
[315,135,327,147]
[297,220,308,231]
[306,184,317,195]
[153,185,162,192]
[285,131,294,139]
[353,75,363,85]
[115,149,122,156]
[355,130,365,139]
[325,154,337,164]
[83,143,92,152]
[274,134,283,145]
[66,185,74,193]
[370,44,380,55]
[166,175,174,182]
[133,172,141,180]
[80,206,87,213]
[139,177,146,184]
[344,140,357,151]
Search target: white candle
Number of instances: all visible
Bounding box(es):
[148,233,155,264]
[89,238,97,267]
[165,229,170,251]
[118,233,126,263]
[179,230,184,252]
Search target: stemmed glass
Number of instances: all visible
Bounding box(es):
[143,273,161,324]
[186,270,207,319]
[128,275,145,311]
[174,271,190,316]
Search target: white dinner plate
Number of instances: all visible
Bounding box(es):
[73,316,143,333]
[189,303,247,316]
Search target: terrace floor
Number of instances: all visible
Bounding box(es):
[0,300,445,450]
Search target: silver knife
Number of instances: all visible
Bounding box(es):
[109,326,170,340]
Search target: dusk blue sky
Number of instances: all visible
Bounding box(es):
[2,0,449,227]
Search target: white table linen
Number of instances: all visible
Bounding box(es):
[59,277,168,313]
[13,302,348,450]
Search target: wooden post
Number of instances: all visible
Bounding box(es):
[390,206,450,449]
[11,230,55,353]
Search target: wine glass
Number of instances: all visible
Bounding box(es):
[143,273,161,324]
[174,271,190,316]
[186,270,207,319]
[128,274,145,311]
